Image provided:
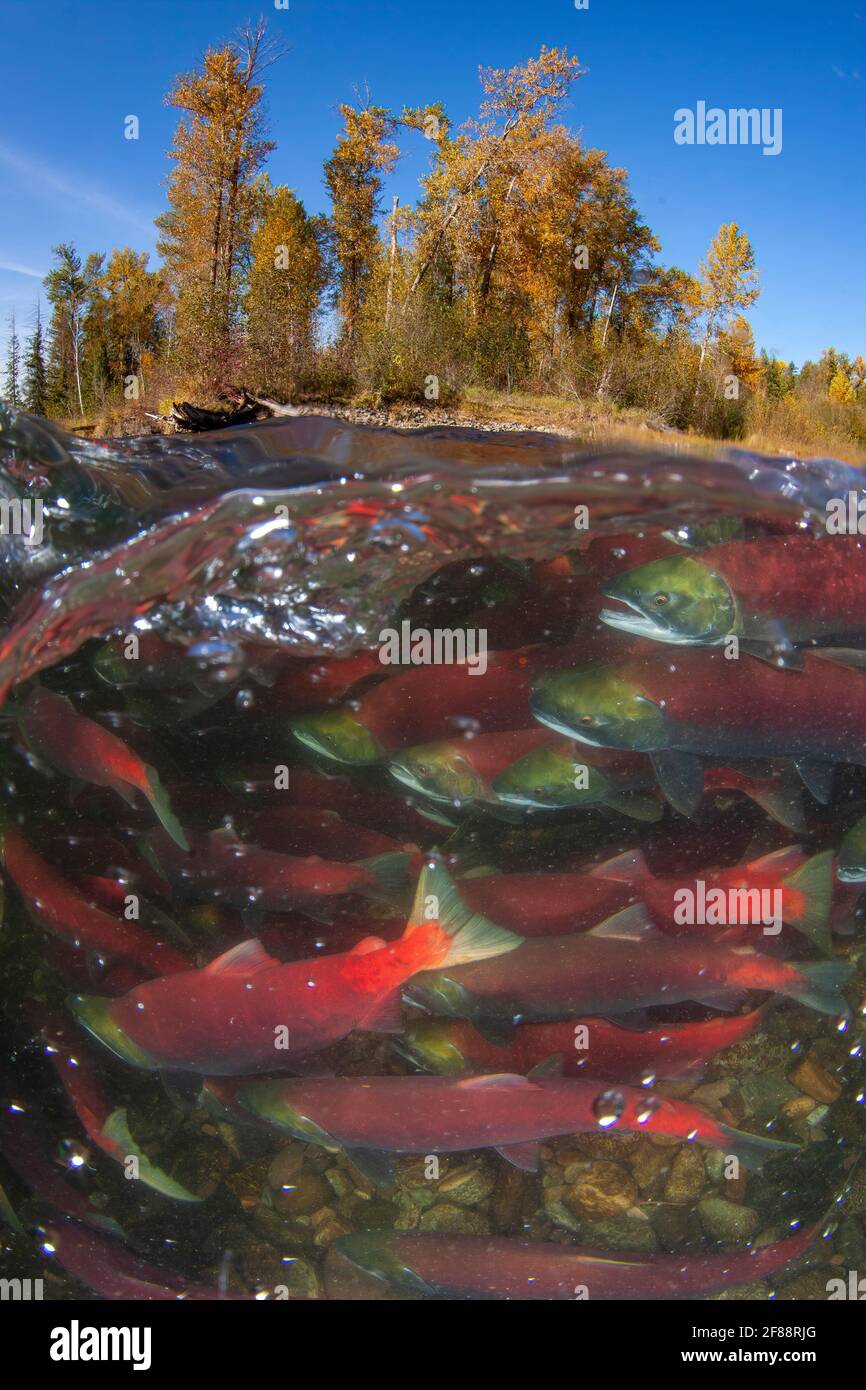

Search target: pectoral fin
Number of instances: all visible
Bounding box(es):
[739,639,804,671]
[345,1147,397,1188]
[650,750,704,818]
[795,760,835,805]
[495,1141,541,1172]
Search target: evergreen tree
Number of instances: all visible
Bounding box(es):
[22,305,48,415]
[2,312,21,405]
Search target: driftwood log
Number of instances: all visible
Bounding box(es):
[145,390,301,433]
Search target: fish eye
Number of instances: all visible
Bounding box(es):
[417,763,428,776]
[579,715,594,726]
[652,592,670,606]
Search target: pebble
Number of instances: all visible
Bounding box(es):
[697,1196,760,1241]
[419,1203,489,1235]
[662,1146,706,1205]
[564,1160,638,1219]
[789,1054,842,1104]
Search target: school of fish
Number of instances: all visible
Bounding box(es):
[2,522,863,1302]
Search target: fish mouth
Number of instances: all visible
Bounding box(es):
[527,692,607,747]
[836,862,866,884]
[388,762,434,799]
[599,602,684,642]
[67,995,159,1070]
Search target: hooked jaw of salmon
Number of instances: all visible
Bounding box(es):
[529,669,670,753]
[67,995,160,1071]
[389,747,481,806]
[290,709,383,766]
[600,556,736,644]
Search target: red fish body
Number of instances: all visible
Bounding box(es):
[2,827,190,976]
[408,907,851,1023]
[683,534,866,645]
[240,806,410,862]
[328,1223,819,1300]
[144,827,378,910]
[592,846,834,950]
[403,1008,770,1083]
[459,872,635,936]
[70,864,521,1073]
[19,686,187,848]
[238,1071,793,1170]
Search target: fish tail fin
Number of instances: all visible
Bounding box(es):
[781,850,834,952]
[403,859,522,969]
[787,960,853,1016]
[143,766,189,851]
[358,850,416,901]
[588,847,648,883]
[746,769,808,833]
[717,1123,800,1173]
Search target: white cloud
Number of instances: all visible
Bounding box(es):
[0,138,155,236]
[0,259,44,279]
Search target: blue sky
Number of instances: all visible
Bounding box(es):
[1,0,863,369]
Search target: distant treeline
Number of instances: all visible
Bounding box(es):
[3,21,864,455]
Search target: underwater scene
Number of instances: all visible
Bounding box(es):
[1,406,866,1304]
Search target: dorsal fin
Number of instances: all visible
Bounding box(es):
[205,939,278,977]
[588,902,658,942]
[456,1073,529,1089]
[589,848,648,882]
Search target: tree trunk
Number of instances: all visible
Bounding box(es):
[384,196,399,329]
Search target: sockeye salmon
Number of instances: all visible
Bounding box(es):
[327,1222,821,1300]
[591,846,835,950]
[601,534,866,668]
[237,1071,796,1173]
[18,685,188,849]
[406,887,852,1030]
[529,647,866,814]
[69,863,521,1074]
[400,1006,772,1084]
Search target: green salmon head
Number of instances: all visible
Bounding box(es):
[236,1084,341,1151]
[601,555,736,644]
[529,668,669,752]
[389,743,481,805]
[395,1020,470,1075]
[67,995,160,1071]
[492,744,609,809]
[332,1233,435,1298]
[290,709,383,765]
[838,815,866,883]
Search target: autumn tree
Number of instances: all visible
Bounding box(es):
[3,312,20,405]
[829,366,856,404]
[246,184,329,391]
[98,248,166,396]
[717,316,762,392]
[692,222,760,385]
[156,19,281,386]
[324,102,400,349]
[22,306,48,415]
